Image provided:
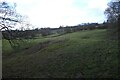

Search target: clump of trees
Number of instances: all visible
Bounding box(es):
[104,0,120,40]
[40,28,52,36]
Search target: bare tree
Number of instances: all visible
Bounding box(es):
[0,1,27,48]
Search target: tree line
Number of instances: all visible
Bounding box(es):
[2,22,107,39]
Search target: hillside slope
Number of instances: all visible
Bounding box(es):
[3,29,119,78]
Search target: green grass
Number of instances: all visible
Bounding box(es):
[2,36,51,56]
[2,29,119,78]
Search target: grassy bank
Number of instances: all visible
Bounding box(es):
[2,29,119,78]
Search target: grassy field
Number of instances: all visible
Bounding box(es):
[2,29,119,78]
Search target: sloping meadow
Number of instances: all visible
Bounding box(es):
[2,29,119,78]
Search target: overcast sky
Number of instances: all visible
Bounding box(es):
[1,0,111,28]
